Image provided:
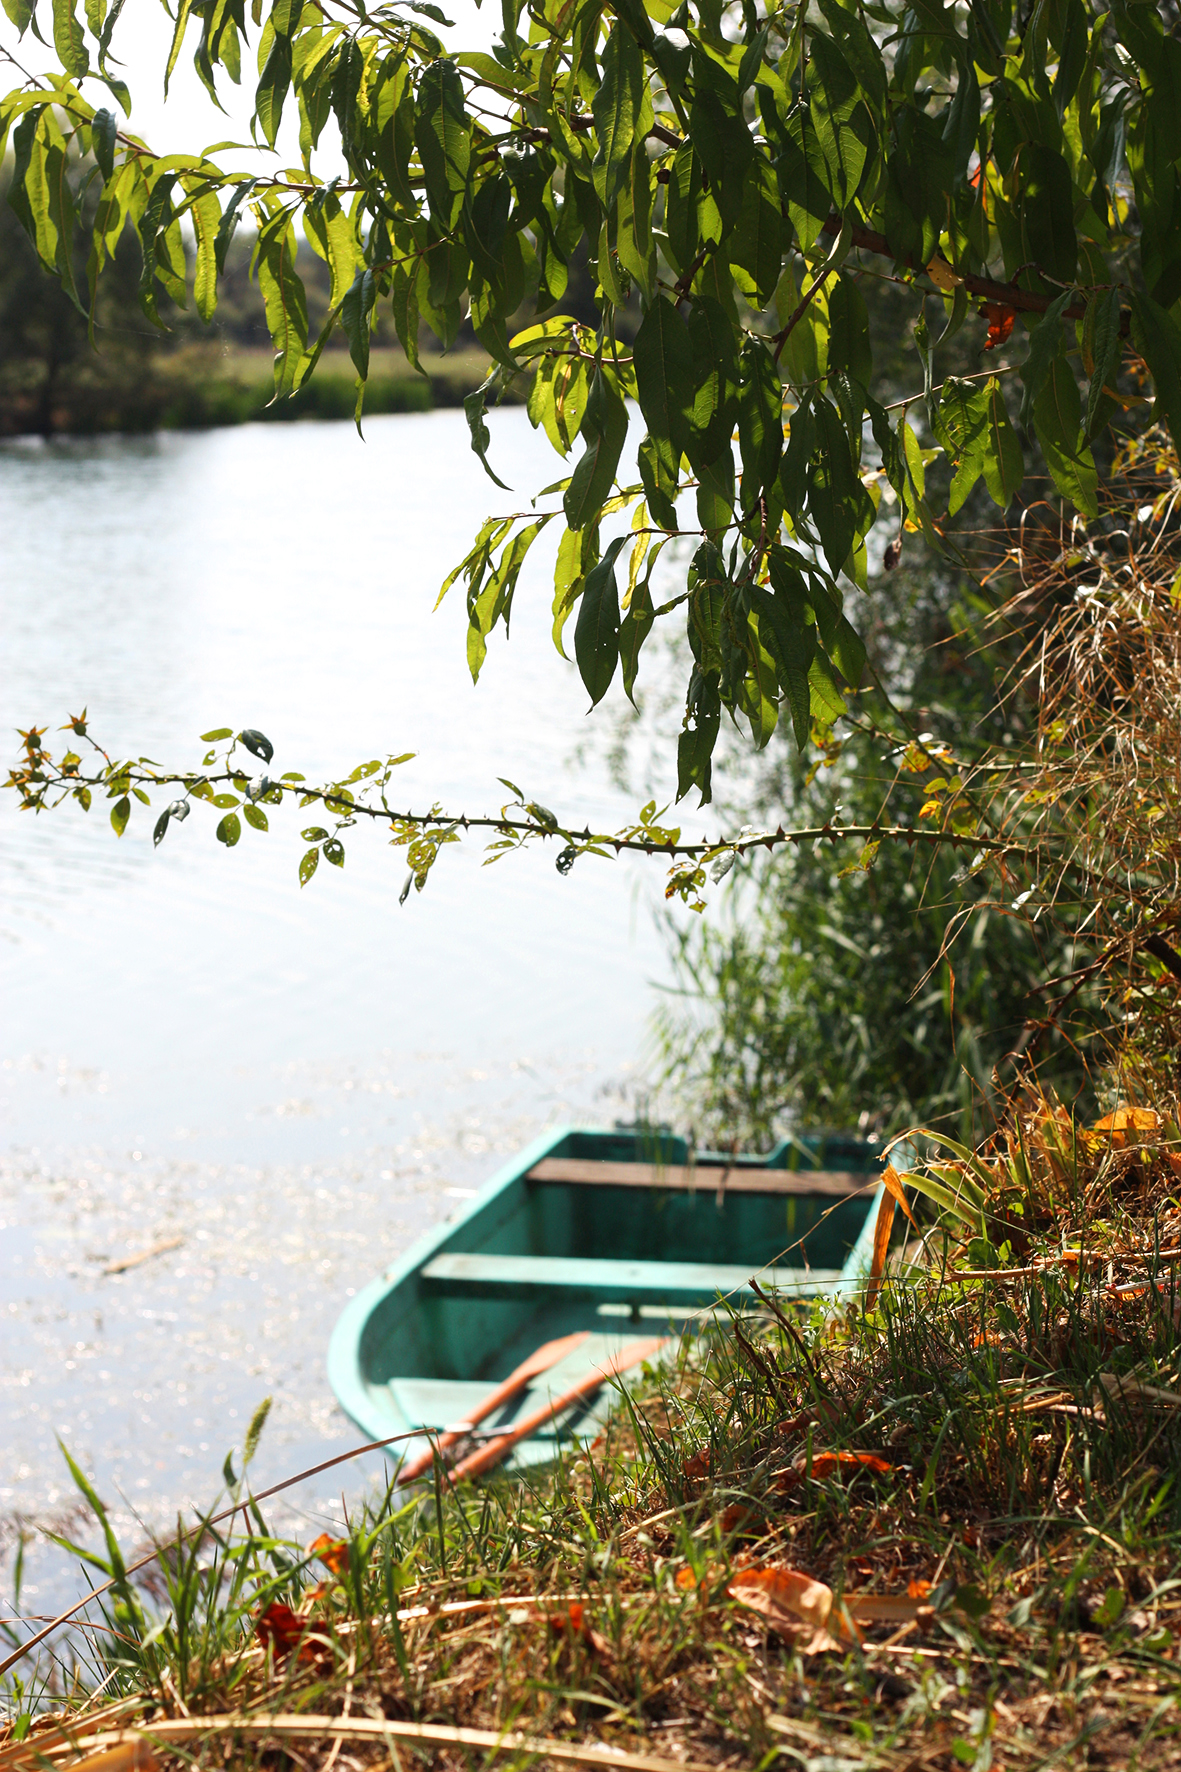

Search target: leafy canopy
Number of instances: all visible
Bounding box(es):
[5,0,1181,881]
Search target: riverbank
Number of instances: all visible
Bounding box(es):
[0,346,495,437]
[4,1103,1181,1768]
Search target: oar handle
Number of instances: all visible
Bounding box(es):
[396,1370,526,1484]
[449,1338,668,1481]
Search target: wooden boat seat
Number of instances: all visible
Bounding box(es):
[526,1157,866,1198]
[421,1251,844,1302]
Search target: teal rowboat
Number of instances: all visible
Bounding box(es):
[327,1125,885,1477]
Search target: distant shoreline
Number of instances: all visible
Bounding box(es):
[0,346,503,439]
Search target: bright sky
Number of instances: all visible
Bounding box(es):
[1,0,499,165]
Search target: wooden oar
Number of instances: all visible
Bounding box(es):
[449,1336,669,1481]
[396,1330,591,1484]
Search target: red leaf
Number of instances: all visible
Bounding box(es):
[254,1601,305,1656]
[982,302,1016,352]
[796,1450,892,1478]
[254,1600,329,1665]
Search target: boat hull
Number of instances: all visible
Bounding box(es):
[328,1125,884,1475]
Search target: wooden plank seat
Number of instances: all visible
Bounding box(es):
[421,1251,845,1303]
[526,1157,869,1198]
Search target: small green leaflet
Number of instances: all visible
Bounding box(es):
[216,812,242,846]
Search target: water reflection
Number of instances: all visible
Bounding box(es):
[0,410,675,1613]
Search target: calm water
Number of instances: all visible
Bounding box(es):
[0,409,682,1618]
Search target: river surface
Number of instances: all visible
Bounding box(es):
[0,407,685,1626]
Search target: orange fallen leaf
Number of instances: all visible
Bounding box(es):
[682,1450,711,1484]
[308,1531,349,1576]
[675,1566,699,1590]
[794,1450,892,1478]
[845,1589,931,1626]
[728,1565,847,1652]
[908,1579,932,1599]
[1093,1106,1160,1147]
[982,301,1016,351]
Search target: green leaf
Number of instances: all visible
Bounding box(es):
[574,534,627,706]
[1018,289,1074,430]
[687,295,741,467]
[1130,287,1181,457]
[563,365,628,531]
[216,812,242,846]
[729,156,781,310]
[620,570,656,707]
[591,23,644,211]
[752,579,816,750]
[164,0,193,97]
[1035,357,1098,518]
[808,395,868,571]
[1084,285,1122,441]
[777,105,833,254]
[323,837,345,866]
[189,186,221,323]
[808,32,872,207]
[239,728,273,763]
[255,28,293,149]
[415,57,470,229]
[827,274,871,391]
[299,849,318,886]
[632,295,694,483]
[736,335,784,511]
[811,579,867,687]
[1018,144,1077,287]
[464,377,512,491]
[339,264,376,384]
[200,727,234,741]
[92,108,117,183]
[53,0,90,78]
[981,379,1023,509]
[689,85,754,233]
[110,795,130,836]
[936,377,989,514]
[2,0,35,33]
[242,802,269,831]
[256,214,308,400]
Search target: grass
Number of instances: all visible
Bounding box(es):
[4,1107,1181,1769]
